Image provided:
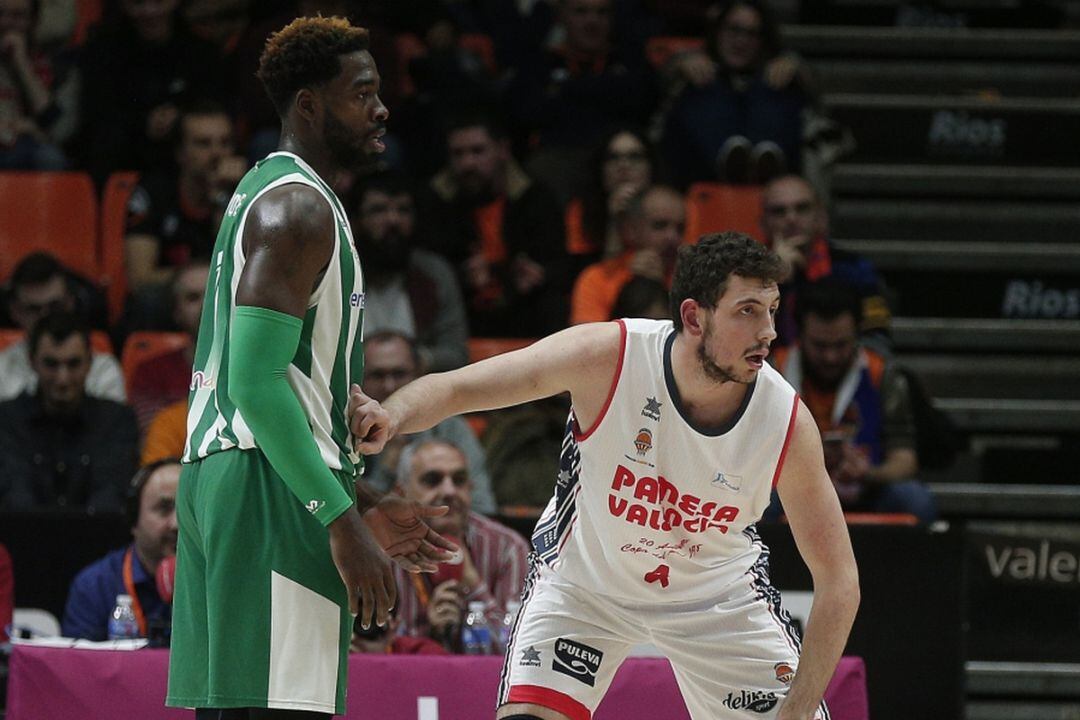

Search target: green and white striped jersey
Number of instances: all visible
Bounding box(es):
[182,151,365,475]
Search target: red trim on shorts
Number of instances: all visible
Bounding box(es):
[507,685,592,720]
[573,319,627,442]
[771,393,800,489]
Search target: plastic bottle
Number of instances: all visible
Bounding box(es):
[461,601,493,655]
[108,594,140,640]
[497,600,521,654]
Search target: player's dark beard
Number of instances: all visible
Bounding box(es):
[323,108,370,169]
[697,321,751,385]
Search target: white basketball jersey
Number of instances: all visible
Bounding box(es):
[532,319,799,603]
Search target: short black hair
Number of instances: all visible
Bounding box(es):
[174,98,232,148]
[612,277,669,320]
[669,232,783,332]
[126,458,182,528]
[365,330,421,369]
[706,0,783,64]
[795,278,863,330]
[348,170,416,213]
[9,252,66,295]
[443,108,509,143]
[28,309,90,358]
[257,16,371,117]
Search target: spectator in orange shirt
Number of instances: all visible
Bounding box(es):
[142,398,187,466]
[570,185,684,324]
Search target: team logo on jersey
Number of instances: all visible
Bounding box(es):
[552,638,603,687]
[641,396,662,422]
[774,662,795,684]
[722,690,778,713]
[633,428,653,456]
[519,646,541,667]
[305,499,325,515]
[711,471,743,493]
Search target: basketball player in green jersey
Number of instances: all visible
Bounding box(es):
[167,17,454,719]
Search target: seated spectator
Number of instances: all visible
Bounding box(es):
[141,398,187,466]
[769,280,936,524]
[124,101,245,327]
[760,174,890,350]
[570,185,685,324]
[565,125,657,269]
[0,542,11,643]
[363,331,494,515]
[78,0,225,182]
[0,311,137,511]
[128,260,207,431]
[62,459,178,640]
[391,439,529,651]
[506,0,658,205]
[348,172,469,372]
[0,252,124,401]
[419,112,568,337]
[350,606,447,655]
[0,0,78,170]
[611,276,671,320]
[662,0,810,186]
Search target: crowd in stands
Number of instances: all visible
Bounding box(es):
[1,0,947,652]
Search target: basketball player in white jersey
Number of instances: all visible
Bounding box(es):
[350,232,859,720]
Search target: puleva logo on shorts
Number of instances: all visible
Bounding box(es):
[722,690,778,713]
[552,638,603,687]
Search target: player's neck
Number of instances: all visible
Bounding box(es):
[669,334,750,426]
[277,132,339,186]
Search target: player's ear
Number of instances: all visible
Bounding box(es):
[294,88,318,126]
[680,299,705,338]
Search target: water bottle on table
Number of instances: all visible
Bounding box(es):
[498,600,521,654]
[461,600,493,655]
[108,594,140,640]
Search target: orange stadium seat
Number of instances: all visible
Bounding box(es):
[121,331,191,396]
[99,171,139,324]
[0,172,99,283]
[683,182,764,244]
[646,36,705,70]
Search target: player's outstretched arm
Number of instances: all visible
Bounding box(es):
[775,402,860,720]
[230,184,395,629]
[351,321,622,455]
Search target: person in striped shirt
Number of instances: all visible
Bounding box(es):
[391,439,529,651]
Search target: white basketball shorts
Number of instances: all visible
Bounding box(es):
[496,557,828,720]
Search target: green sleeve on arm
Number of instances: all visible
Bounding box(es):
[229,305,353,526]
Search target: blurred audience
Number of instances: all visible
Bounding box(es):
[662,0,810,186]
[0,253,124,402]
[79,0,225,182]
[123,100,243,327]
[565,125,657,269]
[0,0,78,170]
[391,439,529,652]
[420,112,568,337]
[128,260,207,431]
[0,311,137,511]
[349,172,469,372]
[571,185,684,324]
[507,0,658,205]
[769,280,937,524]
[611,275,671,320]
[350,605,447,655]
[0,542,10,643]
[760,174,890,350]
[61,459,178,640]
[362,331,494,514]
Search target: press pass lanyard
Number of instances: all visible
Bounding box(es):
[122,548,149,637]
